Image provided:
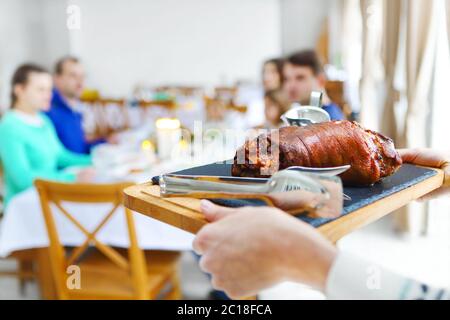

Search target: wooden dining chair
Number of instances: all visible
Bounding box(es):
[204,96,248,122]
[175,86,203,97]
[155,86,202,97]
[214,86,238,102]
[81,97,130,139]
[226,103,248,114]
[34,180,182,300]
[137,99,177,126]
[137,99,177,110]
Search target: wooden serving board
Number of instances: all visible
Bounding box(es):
[123,163,443,243]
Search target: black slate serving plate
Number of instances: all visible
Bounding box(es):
[152,162,438,228]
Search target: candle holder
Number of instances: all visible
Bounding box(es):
[155,118,181,160]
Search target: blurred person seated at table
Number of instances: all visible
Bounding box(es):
[193,149,450,300]
[283,50,344,121]
[262,58,284,92]
[0,64,95,207]
[46,56,116,155]
[255,89,290,129]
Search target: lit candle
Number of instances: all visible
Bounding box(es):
[141,140,152,149]
[141,139,156,163]
[155,118,181,160]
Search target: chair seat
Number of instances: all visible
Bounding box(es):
[66,248,181,300]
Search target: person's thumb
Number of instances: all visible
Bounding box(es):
[200,200,236,222]
[397,148,420,163]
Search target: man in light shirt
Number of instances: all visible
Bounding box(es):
[193,149,450,300]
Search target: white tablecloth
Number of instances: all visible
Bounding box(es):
[0,188,195,257]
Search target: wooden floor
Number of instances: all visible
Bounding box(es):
[2,216,449,300]
[0,252,212,300]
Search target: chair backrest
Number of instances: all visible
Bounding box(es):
[138,99,176,110]
[214,86,238,102]
[204,96,247,122]
[155,86,202,97]
[81,98,130,138]
[34,179,149,299]
[137,100,178,126]
[226,103,248,114]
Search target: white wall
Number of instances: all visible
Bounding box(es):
[280,0,332,54]
[0,0,70,110]
[0,0,42,109]
[69,0,281,97]
[0,0,332,103]
[39,0,72,67]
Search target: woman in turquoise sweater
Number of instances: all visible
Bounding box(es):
[0,64,94,207]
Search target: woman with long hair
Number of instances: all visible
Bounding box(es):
[0,64,94,206]
[262,58,284,91]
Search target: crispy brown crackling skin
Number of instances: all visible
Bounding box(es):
[231,121,403,186]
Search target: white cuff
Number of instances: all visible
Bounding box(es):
[325,251,408,300]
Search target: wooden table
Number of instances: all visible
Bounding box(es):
[123,167,443,243]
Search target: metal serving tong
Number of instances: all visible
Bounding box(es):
[286,165,352,201]
[159,170,344,217]
[158,164,352,201]
[160,170,329,197]
[286,164,351,177]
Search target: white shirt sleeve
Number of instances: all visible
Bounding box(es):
[325,251,449,300]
